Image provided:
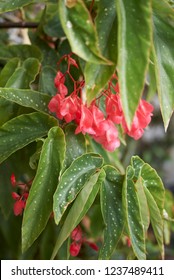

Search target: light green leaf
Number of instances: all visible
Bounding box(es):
[123,166,146,260]
[116,0,152,127]
[0,112,57,164]
[135,177,150,233]
[0,0,46,13]
[51,170,105,259]
[99,165,124,259]
[53,153,103,225]
[141,163,165,215]
[144,187,164,259]
[59,0,110,64]
[85,0,117,104]
[5,58,40,89]
[0,44,42,61]
[0,88,51,113]
[63,124,86,171]
[22,126,66,252]
[0,58,20,87]
[153,13,174,130]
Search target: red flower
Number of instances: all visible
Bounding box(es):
[12,192,28,216]
[106,93,123,124]
[70,241,82,257]
[10,173,16,187]
[75,104,96,135]
[69,225,99,257]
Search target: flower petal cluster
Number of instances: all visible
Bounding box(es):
[11,173,30,216]
[69,225,98,257]
[48,55,154,152]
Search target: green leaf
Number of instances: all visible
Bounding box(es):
[0,0,46,13]
[59,0,110,64]
[51,170,105,260]
[53,153,103,224]
[135,177,150,233]
[0,88,51,113]
[116,0,152,127]
[0,112,57,164]
[144,187,164,259]
[42,3,65,38]
[0,44,42,62]
[141,163,165,215]
[38,66,57,96]
[122,166,146,260]
[5,58,40,89]
[153,13,174,129]
[85,0,117,104]
[99,166,124,259]
[0,58,20,87]
[22,126,66,252]
[63,124,86,171]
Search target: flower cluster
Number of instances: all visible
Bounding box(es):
[48,54,154,152]
[69,225,98,257]
[11,173,31,216]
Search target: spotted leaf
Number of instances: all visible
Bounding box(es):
[22,126,66,252]
[53,153,103,225]
[0,112,57,164]
[99,165,124,259]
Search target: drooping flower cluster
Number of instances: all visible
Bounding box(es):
[69,225,98,257]
[48,54,154,152]
[11,173,31,216]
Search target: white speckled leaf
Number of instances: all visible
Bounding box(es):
[51,170,105,259]
[99,165,124,260]
[141,163,165,215]
[144,187,164,259]
[0,88,51,113]
[22,126,66,252]
[123,166,146,260]
[53,153,103,225]
[0,112,57,164]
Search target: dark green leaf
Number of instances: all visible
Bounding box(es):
[144,187,164,259]
[116,0,152,127]
[22,126,66,252]
[0,88,51,113]
[122,166,146,260]
[5,58,40,89]
[39,66,57,96]
[59,0,110,64]
[99,165,124,259]
[153,13,174,129]
[63,124,86,171]
[0,112,57,164]
[51,170,105,259]
[0,44,42,62]
[53,153,103,224]
[85,0,117,104]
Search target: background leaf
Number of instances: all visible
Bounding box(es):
[0,45,42,62]
[51,170,105,259]
[22,126,66,252]
[0,112,57,164]
[116,0,152,127]
[0,0,46,13]
[99,165,124,259]
[5,58,40,89]
[53,153,103,225]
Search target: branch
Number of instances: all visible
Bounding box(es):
[0,21,39,29]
